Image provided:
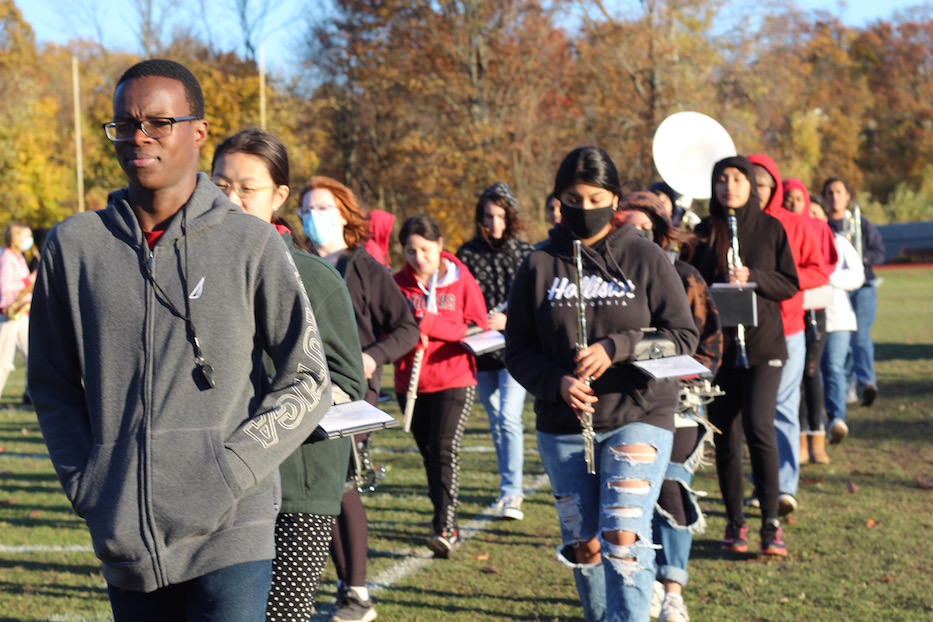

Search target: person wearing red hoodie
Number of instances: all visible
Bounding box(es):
[364,209,395,267]
[783,178,838,464]
[394,214,488,558]
[748,155,828,517]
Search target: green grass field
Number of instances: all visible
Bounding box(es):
[1,267,932,621]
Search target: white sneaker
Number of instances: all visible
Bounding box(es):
[500,495,524,520]
[778,493,798,516]
[829,419,849,444]
[845,385,858,405]
[650,581,665,619]
[658,593,690,622]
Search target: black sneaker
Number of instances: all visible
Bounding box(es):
[861,383,878,407]
[332,589,376,622]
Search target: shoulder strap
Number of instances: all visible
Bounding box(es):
[336,247,364,278]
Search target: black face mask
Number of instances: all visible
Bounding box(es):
[561,203,615,240]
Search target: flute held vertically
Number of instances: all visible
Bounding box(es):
[727,209,751,369]
[573,240,597,475]
[402,269,438,432]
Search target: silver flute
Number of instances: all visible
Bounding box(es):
[573,240,597,475]
[727,209,750,369]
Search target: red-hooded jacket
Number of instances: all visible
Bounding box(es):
[393,251,488,393]
[364,209,395,267]
[748,154,828,336]
[783,178,838,274]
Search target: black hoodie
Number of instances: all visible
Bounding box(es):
[689,156,799,365]
[505,222,700,434]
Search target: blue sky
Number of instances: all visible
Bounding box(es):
[15,0,933,78]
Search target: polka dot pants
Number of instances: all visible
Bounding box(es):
[265,513,336,621]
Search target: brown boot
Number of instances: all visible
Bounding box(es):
[809,431,830,464]
[800,433,810,465]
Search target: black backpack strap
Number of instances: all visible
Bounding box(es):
[335,247,364,278]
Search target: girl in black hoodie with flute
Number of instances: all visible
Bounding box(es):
[687,155,798,557]
[506,146,698,622]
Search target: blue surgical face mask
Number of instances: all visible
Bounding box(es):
[302,209,343,247]
[20,237,34,253]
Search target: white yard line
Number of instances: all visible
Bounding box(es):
[0,544,93,553]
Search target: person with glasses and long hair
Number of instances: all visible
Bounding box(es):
[686,155,799,558]
[298,176,419,622]
[505,146,699,621]
[456,182,535,521]
[211,129,367,622]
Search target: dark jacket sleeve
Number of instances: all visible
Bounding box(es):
[748,225,800,303]
[360,254,419,365]
[861,218,885,268]
[504,255,570,402]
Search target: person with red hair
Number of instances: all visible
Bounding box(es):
[299,176,419,622]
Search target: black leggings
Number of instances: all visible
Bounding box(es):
[398,386,476,534]
[331,487,368,587]
[800,309,828,432]
[708,364,783,525]
[656,425,703,526]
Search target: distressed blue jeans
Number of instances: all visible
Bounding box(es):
[538,422,673,622]
[476,368,527,498]
[652,413,715,587]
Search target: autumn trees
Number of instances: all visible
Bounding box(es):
[3,0,933,241]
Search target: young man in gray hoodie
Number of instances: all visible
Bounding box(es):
[28,59,333,621]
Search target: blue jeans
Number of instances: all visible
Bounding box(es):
[538,422,673,622]
[653,413,715,588]
[848,282,878,387]
[822,330,852,424]
[477,368,527,498]
[775,331,805,496]
[108,560,272,622]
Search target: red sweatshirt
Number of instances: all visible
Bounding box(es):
[393,250,488,393]
[749,154,829,336]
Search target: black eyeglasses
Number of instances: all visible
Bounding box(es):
[102,116,200,142]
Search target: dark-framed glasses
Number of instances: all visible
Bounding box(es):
[102,116,200,142]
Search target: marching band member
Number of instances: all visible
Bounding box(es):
[686,156,798,557]
[457,182,535,521]
[393,214,487,558]
[506,146,698,621]
[616,191,723,622]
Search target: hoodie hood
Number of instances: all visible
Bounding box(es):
[364,209,395,267]
[709,155,761,226]
[748,153,784,216]
[105,173,238,246]
[782,178,811,215]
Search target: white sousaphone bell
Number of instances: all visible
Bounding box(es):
[652,111,737,200]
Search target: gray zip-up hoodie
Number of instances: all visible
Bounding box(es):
[28,174,332,593]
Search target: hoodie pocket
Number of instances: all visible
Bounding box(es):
[150,429,237,548]
[73,440,148,565]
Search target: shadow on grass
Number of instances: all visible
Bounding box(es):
[377,584,580,619]
[0,557,100,576]
[875,342,933,361]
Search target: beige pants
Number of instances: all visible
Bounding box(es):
[0,315,29,399]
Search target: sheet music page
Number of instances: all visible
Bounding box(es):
[631,355,712,380]
[460,330,506,356]
[314,401,399,439]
